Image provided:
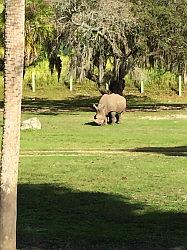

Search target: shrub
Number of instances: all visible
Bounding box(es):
[126,68,180,93]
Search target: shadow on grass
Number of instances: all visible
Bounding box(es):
[126,95,187,112]
[84,121,99,126]
[17,184,187,250]
[0,95,99,115]
[0,94,186,115]
[20,96,99,114]
[130,146,187,157]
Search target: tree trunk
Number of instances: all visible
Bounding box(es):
[86,57,127,95]
[109,77,125,95]
[0,1,25,249]
[109,57,126,95]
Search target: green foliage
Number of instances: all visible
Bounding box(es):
[25,0,55,65]
[21,57,99,98]
[1,0,187,92]
[22,59,182,94]
[23,56,67,85]
[125,68,180,93]
[132,0,187,74]
[24,61,59,87]
[50,0,138,93]
[143,69,178,92]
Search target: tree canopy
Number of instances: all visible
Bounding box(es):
[0,0,186,93]
[53,0,139,94]
[132,0,187,73]
[51,0,187,93]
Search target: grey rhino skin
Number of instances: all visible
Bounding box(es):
[93,93,126,125]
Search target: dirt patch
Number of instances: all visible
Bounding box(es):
[19,146,187,157]
[141,114,187,120]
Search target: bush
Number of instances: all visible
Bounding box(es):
[144,69,178,92]
[24,61,60,88]
[126,68,180,93]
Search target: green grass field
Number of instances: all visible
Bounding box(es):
[1,89,187,249]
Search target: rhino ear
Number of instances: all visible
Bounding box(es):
[93,104,98,110]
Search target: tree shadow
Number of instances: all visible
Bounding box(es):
[130,146,187,157]
[126,95,187,112]
[20,96,99,114]
[17,184,187,250]
[0,96,99,115]
[0,94,185,115]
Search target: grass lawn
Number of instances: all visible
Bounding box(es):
[0,90,187,249]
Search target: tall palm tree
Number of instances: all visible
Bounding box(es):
[0,0,25,249]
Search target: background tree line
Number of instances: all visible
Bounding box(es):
[0,0,187,94]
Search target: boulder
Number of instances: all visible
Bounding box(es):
[21,117,42,130]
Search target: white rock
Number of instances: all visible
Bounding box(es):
[21,117,42,130]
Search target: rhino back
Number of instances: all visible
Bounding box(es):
[107,94,126,113]
[98,93,126,114]
[98,94,109,105]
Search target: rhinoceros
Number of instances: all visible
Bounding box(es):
[93,93,126,125]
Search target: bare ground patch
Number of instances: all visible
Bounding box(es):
[20,147,187,157]
[141,114,187,120]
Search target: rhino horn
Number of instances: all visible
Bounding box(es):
[93,104,98,110]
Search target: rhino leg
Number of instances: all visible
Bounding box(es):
[117,111,125,124]
[110,112,117,125]
[116,113,120,123]
[108,112,118,124]
[107,113,112,124]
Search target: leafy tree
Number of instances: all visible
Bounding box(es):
[48,0,187,93]
[132,0,187,75]
[1,0,186,93]
[25,0,55,66]
[0,0,56,70]
[52,0,139,94]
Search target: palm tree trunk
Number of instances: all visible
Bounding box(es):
[0,1,25,249]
